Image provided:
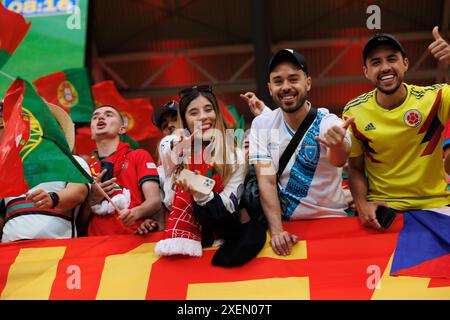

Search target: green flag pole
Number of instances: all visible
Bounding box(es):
[0,70,14,81]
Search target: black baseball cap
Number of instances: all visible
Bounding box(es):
[363,33,406,63]
[268,49,308,74]
[152,100,178,129]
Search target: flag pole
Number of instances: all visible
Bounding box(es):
[0,70,15,81]
[93,180,121,213]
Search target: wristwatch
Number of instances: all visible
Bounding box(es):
[48,192,60,209]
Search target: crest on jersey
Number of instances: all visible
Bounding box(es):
[404,109,422,128]
[305,145,318,162]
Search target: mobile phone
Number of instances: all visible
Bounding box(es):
[176,169,215,195]
[100,161,114,182]
[375,206,397,229]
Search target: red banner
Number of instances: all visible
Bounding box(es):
[0,216,449,300]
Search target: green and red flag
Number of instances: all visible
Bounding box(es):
[226,104,245,130]
[73,126,96,161]
[126,97,160,140]
[119,130,142,149]
[91,81,160,141]
[218,100,244,130]
[33,68,95,123]
[0,78,92,198]
[218,100,245,145]
[0,2,31,69]
[218,99,237,129]
[0,91,28,196]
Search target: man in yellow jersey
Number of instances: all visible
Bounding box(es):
[343,27,450,230]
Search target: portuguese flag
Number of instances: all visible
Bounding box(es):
[126,97,160,140]
[218,100,245,130]
[33,68,95,123]
[91,81,160,141]
[0,2,31,69]
[0,79,92,198]
[226,104,245,130]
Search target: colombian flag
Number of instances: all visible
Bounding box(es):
[391,208,450,279]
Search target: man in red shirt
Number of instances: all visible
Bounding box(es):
[78,105,163,236]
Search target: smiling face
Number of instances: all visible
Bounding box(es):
[363,44,409,95]
[160,113,178,136]
[268,62,311,113]
[184,95,217,141]
[90,106,126,140]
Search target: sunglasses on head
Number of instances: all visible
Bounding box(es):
[161,100,177,109]
[178,85,213,99]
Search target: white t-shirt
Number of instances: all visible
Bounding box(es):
[249,105,350,220]
[1,155,91,242]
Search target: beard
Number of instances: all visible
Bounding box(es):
[278,90,308,114]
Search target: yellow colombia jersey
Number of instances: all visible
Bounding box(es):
[343,83,450,211]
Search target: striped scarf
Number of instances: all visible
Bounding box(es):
[155,160,223,257]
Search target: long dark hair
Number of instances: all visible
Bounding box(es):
[177,87,237,185]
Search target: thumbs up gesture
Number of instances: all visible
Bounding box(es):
[428,26,450,64]
[315,117,354,149]
[314,116,354,167]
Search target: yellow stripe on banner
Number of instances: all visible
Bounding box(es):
[256,232,307,260]
[371,255,450,300]
[187,277,310,300]
[96,243,159,300]
[204,233,307,260]
[1,247,66,300]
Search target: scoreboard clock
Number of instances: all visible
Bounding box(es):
[5,0,78,17]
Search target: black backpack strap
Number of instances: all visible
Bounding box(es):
[277,107,317,177]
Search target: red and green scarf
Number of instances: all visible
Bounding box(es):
[88,141,131,182]
[156,156,224,257]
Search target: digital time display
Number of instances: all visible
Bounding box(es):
[5,0,78,17]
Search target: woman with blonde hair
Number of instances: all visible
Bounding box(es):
[152,85,266,267]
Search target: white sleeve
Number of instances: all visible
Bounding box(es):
[194,150,246,214]
[157,165,175,211]
[249,115,272,164]
[319,113,351,147]
[74,155,92,190]
[159,134,182,178]
[262,106,272,114]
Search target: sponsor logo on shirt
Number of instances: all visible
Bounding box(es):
[364,123,376,131]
